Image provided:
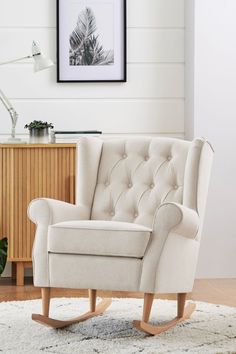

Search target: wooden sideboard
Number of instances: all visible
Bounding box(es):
[0,144,76,285]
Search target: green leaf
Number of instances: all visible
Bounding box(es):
[24,120,54,130]
[0,237,8,276]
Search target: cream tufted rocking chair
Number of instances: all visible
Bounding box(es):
[28,136,213,335]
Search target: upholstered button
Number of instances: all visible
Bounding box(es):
[134,212,138,218]
[145,156,149,161]
[110,211,115,216]
[150,183,154,189]
[105,181,109,186]
[128,183,132,188]
[167,156,172,161]
[174,185,178,190]
[123,154,127,159]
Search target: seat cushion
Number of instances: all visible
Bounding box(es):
[48,220,152,258]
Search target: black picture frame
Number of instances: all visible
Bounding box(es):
[57,0,126,82]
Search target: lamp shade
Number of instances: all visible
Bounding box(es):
[32,41,54,72]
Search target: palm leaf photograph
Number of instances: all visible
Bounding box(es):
[69,6,114,66]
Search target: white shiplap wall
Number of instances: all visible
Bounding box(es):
[0,0,184,138]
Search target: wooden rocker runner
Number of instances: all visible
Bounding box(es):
[32,289,112,329]
[32,289,196,335]
[133,293,196,335]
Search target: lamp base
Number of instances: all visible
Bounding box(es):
[0,137,27,144]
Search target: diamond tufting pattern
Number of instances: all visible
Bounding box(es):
[91,138,190,228]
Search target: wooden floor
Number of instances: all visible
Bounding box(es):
[0,277,236,307]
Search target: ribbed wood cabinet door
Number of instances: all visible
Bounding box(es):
[0,144,76,262]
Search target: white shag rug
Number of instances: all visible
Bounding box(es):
[0,297,236,354]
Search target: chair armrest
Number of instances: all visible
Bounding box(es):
[140,202,199,293]
[28,198,89,226]
[159,202,199,240]
[29,198,90,287]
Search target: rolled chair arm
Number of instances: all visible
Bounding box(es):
[140,202,199,293]
[163,202,199,239]
[28,198,90,287]
[28,198,90,226]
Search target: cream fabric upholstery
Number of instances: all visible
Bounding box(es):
[28,136,213,294]
[91,138,189,227]
[49,255,142,291]
[48,220,151,258]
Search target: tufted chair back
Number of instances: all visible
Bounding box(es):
[76,137,211,229]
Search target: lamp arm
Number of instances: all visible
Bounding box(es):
[0,55,31,66]
[0,41,52,143]
[0,52,41,123]
[0,89,18,138]
[0,52,41,66]
[0,52,43,141]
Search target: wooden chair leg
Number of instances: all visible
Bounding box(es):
[177,293,187,318]
[42,287,50,317]
[142,293,154,322]
[133,292,196,335]
[88,289,97,312]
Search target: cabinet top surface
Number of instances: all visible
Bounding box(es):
[0,143,76,148]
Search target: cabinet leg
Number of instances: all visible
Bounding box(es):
[12,262,17,280]
[16,262,24,286]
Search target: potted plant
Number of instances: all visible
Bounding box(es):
[0,237,8,277]
[24,120,54,143]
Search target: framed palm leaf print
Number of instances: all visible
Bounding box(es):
[57,0,126,82]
